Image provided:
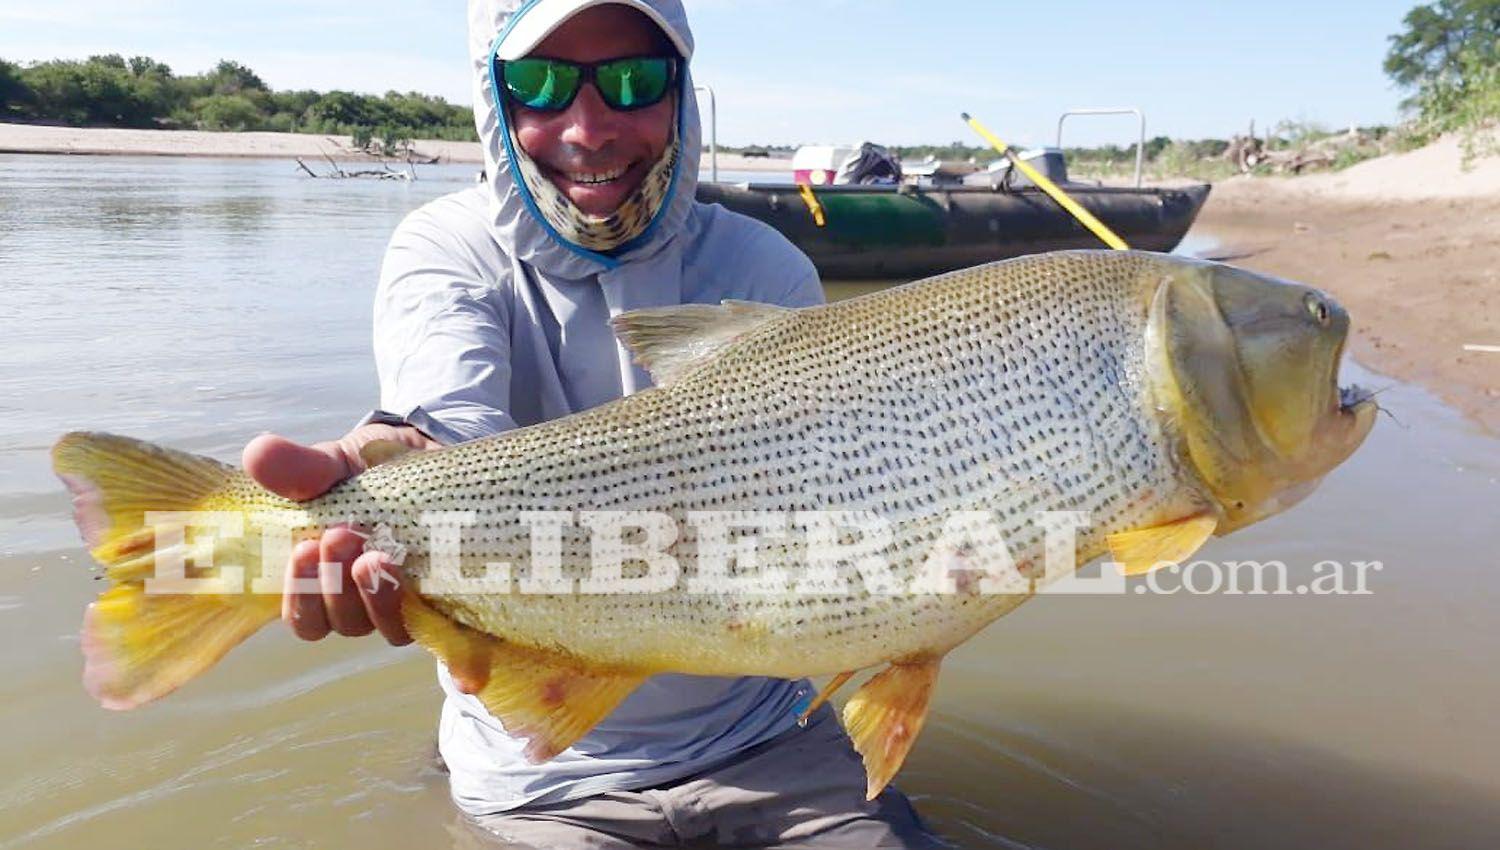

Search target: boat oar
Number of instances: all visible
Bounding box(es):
[961,112,1130,250]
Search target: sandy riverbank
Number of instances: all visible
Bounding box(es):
[1194,135,1499,433]
[0,122,791,172]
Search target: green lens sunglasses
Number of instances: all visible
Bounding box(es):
[499,55,678,113]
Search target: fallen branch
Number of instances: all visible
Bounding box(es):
[295,151,416,180]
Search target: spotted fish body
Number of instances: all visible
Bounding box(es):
[55,249,1372,798]
[316,250,1207,672]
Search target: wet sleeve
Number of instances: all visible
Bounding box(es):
[366,205,519,446]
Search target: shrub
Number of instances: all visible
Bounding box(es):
[1385,2,1499,164]
[0,58,32,116]
[194,94,263,131]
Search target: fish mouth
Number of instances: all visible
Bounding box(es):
[1339,383,1376,412]
[1330,329,1376,416]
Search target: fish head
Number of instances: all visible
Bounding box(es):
[1145,257,1377,533]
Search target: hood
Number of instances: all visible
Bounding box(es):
[467,0,703,280]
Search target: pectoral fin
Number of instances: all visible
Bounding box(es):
[842,659,941,800]
[402,596,646,762]
[1107,512,1219,576]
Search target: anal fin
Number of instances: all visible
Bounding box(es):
[842,659,941,800]
[402,596,645,762]
[1107,512,1219,576]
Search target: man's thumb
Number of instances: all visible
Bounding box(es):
[243,433,353,501]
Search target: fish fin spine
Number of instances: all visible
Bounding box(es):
[611,300,792,385]
[799,670,855,726]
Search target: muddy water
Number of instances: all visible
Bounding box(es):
[2,155,1497,849]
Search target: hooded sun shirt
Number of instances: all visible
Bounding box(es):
[506,93,683,253]
[364,0,825,816]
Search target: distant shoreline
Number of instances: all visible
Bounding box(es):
[6,120,1494,431]
[0,122,792,172]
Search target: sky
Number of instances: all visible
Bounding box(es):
[0,0,1422,148]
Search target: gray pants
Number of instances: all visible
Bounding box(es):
[456,706,948,849]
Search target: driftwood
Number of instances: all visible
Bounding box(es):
[1224,120,1382,175]
[1259,149,1335,175]
[296,150,417,181]
[324,135,442,165]
[1223,120,1268,172]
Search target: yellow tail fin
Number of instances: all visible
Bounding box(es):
[52,432,281,710]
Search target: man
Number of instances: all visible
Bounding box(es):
[243,1,943,846]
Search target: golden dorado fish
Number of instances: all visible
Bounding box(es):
[52,250,1376,798]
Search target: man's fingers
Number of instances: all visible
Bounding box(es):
[352,553,412,646]
[320,528,375,637]
[243,433,352,502]
[284,539,330,641]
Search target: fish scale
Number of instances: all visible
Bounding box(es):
[294,251,1205,674]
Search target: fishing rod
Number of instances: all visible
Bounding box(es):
[962,112,1130,251]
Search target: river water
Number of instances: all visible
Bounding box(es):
[1,154,1496,849]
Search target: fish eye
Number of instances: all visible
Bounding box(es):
[1305,294,1331,327]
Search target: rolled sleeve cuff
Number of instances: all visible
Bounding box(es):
[356,406,467,447]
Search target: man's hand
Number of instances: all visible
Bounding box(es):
[243,424,439,646]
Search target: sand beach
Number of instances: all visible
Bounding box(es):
[0,121,790,172]
[1194,135,1500,434]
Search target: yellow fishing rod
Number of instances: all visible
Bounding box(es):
[961,112,1130,250]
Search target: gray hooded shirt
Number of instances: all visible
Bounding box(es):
[371,0,822,815]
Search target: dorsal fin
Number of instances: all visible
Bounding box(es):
[611,300,793,385]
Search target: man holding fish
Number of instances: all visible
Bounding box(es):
[54,0,1378,845]
[241,0,945,846]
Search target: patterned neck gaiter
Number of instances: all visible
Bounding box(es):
[508,116,681,254]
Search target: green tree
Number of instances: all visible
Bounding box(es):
[1385,0,1499,88]
[203,59,267,95]
[2,52,478,140]
[0,58,32,116]
[1386,0,1499,162]
[21,58,162,126]
[128,56,173,78]
[306,90,373,130]
[194,94,263,131]
[87,53,128,71]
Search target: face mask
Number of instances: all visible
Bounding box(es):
[507,113,681,254]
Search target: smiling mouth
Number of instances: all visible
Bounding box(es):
[563,165,630,185]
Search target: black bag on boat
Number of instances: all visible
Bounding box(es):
[834,143,903,185]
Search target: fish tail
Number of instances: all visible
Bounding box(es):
[52,432,281,710]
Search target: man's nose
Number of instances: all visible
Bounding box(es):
[559,83,621,151]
